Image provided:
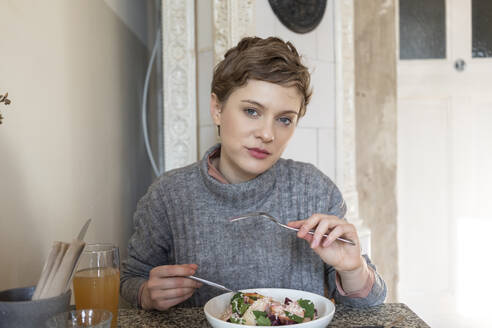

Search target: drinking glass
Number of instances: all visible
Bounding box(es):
[73,244,119,328]
[45,309,112,328]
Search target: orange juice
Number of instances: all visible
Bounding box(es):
[73,267,120,328]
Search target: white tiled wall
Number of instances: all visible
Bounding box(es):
[197,0,337,180]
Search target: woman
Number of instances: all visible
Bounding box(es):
[120,36,387,310]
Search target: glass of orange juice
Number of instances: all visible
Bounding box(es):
[73,244,120,328]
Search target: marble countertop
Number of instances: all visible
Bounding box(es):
[118,303,430,327]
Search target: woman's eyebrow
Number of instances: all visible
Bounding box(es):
[241,99,265,108]
[241,99,299,116]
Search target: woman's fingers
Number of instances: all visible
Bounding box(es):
[310,218,331,248]
[286,220,305,229]
[150,263,197,279]
[154,290,195,311]
[288,215,362,270]
[147,276,202,291]
[288,214,357,248]
[144,264,203,310]
[297,215,322,238]
[149,286,197,302]
[290,214,337,238]
[321,223,356,247]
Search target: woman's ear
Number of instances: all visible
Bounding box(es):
[210,93,222,126]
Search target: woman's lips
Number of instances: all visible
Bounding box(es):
[247,147,271,159]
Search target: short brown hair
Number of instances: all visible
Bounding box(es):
[211,36,312,118]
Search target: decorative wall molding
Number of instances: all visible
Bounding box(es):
[335,0,371,255]
[213,0,255,65]
[162,0,197,171]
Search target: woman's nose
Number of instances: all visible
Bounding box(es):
[255,122,275,142]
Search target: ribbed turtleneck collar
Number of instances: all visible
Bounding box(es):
[199,143,277,210]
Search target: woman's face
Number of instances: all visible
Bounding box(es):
[210,79,302,183]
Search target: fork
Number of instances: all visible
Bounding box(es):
[186,275,236,293]
[229,211,356,246]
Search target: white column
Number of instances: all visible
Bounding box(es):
[334,0,371,256]
[213,0,256,65]
[162,0,197,171]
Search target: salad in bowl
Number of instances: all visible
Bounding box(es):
[221,292,316,325]
[204,288,335,328]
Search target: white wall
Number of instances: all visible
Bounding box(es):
[0,0,153,290]
[197,0,337,180]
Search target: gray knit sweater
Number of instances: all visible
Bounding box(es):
[121,144,386,308]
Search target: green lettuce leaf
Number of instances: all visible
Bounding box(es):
[255,315,271,326]
[231,293,249,315]
[285,311,304,323]
[229,317,246,324]
[297,299,315,319]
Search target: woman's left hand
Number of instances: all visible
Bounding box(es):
[287,214,363,272]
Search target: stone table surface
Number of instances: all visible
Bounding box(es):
[117,303,430,327]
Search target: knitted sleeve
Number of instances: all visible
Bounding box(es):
[326,255,387,306]
[324,182,387,306]
[120,181,174,308]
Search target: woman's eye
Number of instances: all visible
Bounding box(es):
[244,108,259,118]
[278,117,292,126]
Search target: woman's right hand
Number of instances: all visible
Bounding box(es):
[140,263,202,310]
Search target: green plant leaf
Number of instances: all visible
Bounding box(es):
[255,315,271,326]
[253,310,268,319]
[285,311,304,323]
[229,317,245,324]
[231,293,249,315]
[239,302,250,316]
[298,299,315,319]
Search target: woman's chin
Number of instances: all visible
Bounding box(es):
[240,162,273,179]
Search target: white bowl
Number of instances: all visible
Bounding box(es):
[204,288,335,328]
